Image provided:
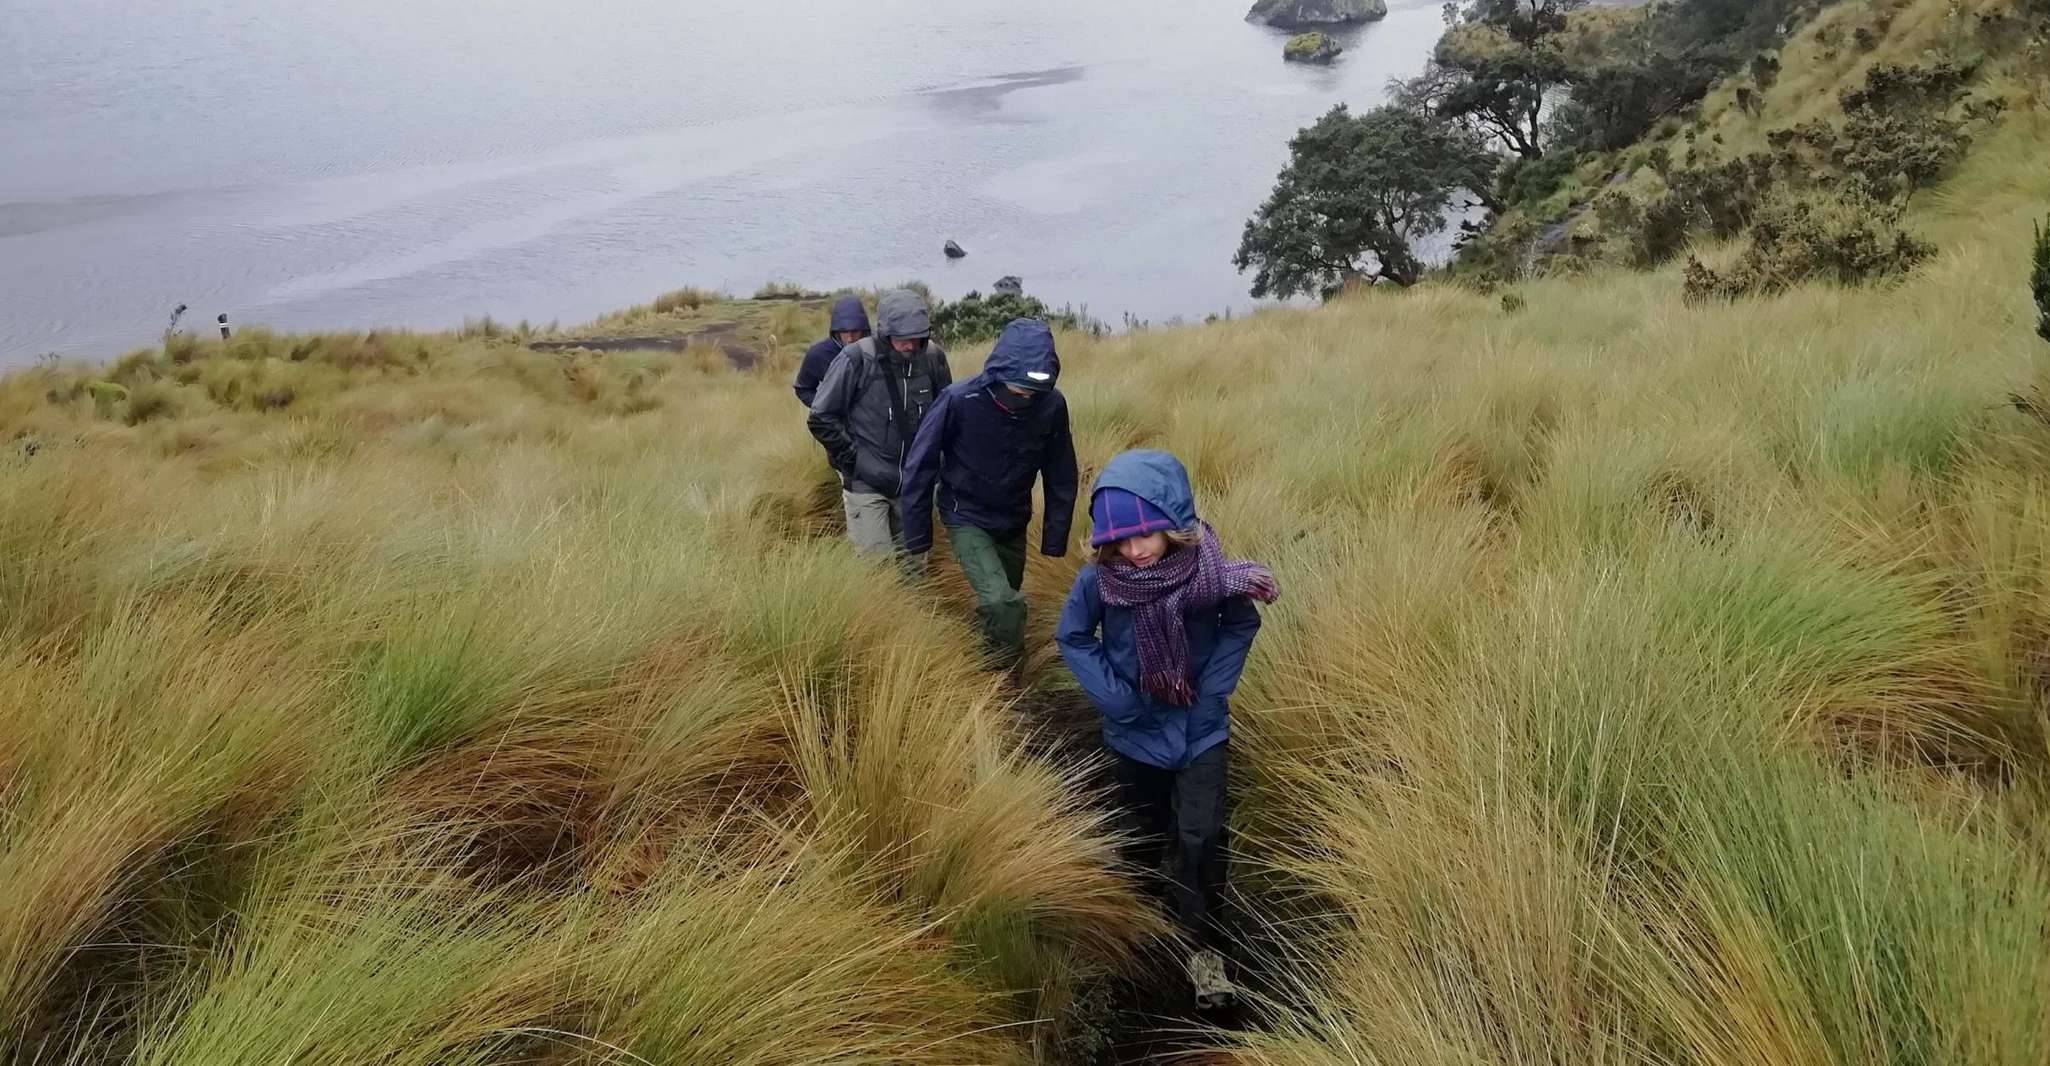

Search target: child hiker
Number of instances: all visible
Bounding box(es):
[1055,449,1278,1011]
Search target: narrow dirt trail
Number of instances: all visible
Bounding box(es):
[1013,683,1260,1065]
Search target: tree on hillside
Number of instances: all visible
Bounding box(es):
[1550,9,1730,152]
[1457,0,1584,45]
[1235,105,1498,296]
[1410,0,1589,160]
[2034,216,2050,344]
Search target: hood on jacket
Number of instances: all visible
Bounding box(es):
[876,289,932,342]
[828,295,871,335]
[1090,449,1198,532]
[981,318,1060,392]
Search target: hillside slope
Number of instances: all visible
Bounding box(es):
[2,3,2048,1063]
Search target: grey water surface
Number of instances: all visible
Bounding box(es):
[1,0,1450,362]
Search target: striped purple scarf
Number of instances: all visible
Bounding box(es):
[1096,524,1278,706]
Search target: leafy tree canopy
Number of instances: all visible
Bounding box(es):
[1236,104,1497,298]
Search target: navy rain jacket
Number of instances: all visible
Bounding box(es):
[898,318,1079,556]
[1055,451,1262,770]
[793,296,872,407]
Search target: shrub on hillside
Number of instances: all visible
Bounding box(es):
[1751,52,1781,91]
[1670,153,1777,239]
[85,380,129,418]
[928,290,1088,346]
[752,281,816,301]
[1764,61,1984,202]
[1595,155,1771,267]
[1596,184,1707,267]
[1500,150,1582,209]
[1683,192,1933,302]
[1601,59,1977,286]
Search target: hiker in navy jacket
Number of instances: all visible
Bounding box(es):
[900,317,1079,664]
[1056,449,1278,1012]
[793,295,872,407]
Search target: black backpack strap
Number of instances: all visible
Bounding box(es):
[880,351,909,437]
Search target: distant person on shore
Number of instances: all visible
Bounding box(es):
[899,317,1078,666]
[808,288,951,565]
[1056,450,1278,1012]
[793,295,871,407]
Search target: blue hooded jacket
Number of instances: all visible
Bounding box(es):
[899,318,1079,556]
[793,296,872,407]
[1055,451,1262,770]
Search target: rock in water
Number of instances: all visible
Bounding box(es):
[1282,31,1344,63]
[993,275,1024,296]
[1246,0,1387,30]
[944,240,968,259]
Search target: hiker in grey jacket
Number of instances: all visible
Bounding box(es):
[807,288,952,561]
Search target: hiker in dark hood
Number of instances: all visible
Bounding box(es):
[807,288,951,565]
[1056,450,1279,1013]
[793,295,871,408]
[899,318,1078,665]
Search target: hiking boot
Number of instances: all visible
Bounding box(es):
[1187,948,1238,1011]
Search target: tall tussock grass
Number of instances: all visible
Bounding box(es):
[6,39,2050,1064]
[0,328,1156,1059]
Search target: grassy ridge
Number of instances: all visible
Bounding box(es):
[6,6,2050,1063]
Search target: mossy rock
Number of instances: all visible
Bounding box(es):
[1248,0,1386,30]
[1283,31,1344,63]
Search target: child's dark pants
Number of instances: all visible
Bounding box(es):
[1111,741,1229,949]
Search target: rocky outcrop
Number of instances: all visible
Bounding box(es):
[1283,31,1344,63]
[1246,0,1387,30]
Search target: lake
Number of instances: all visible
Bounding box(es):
[0,0,1452,362]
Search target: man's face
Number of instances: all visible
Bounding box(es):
[1004,383,1038,401]
[834,330,866,345]
[890,336,924,356]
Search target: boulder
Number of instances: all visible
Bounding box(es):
[992,275,1024,296]
[1282,31,1344,63]
[944,240,968,259]
[1246,0,1386,30]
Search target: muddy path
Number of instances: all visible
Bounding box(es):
[1015,686,1268,1064]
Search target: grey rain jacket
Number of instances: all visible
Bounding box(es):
[806,289,951,496]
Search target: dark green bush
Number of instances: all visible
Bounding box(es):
[1751,53,1782,91]
[1501,151,1582,208]
[1653,153,1778,243]
[1682,192,1934,302]
[1593,190,1693,267]
[929,291,1088,347]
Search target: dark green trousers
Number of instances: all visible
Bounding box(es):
[947,525,1028,663]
